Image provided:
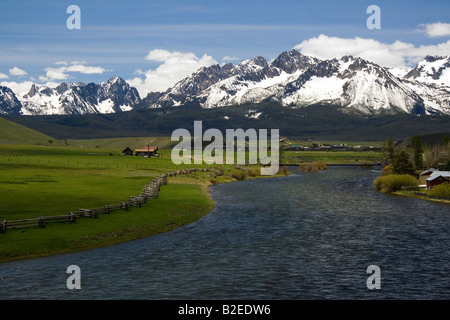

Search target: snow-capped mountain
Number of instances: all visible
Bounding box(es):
[152,50,434,115]
[0,51,449,116]
[0,86,22,115]
[399,55,450,115]
[6,76,140,115]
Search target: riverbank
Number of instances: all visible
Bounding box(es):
[391,190,450,204]
[0,166,288,263]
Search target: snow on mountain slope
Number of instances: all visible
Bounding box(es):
[0,86,22,115]
[400,55,450,114]
[16,76,140,115]
[0,51,449,116]
[175,52,426,115]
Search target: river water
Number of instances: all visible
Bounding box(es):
[0,167,449,299]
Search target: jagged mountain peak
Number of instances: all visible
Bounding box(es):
[270,49,320,74]
[0,86,22,115]
[1,52,449,116]
[405,55,450,82]
[6,76,140,115]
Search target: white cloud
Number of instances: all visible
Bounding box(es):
[9,67,28,77]
[0,81,34,95]
[294,34,450,67]
[127,49,218,96]
[419,22,450,38]
[222,56,239,62]
[0,72,8,79]
[39,62,108,82]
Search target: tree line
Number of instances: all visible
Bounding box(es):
[381,134,450,175]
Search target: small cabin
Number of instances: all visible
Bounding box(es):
[426,171,450,190]
[135,146,159,157]
[419,168,437,185]
[122,147,133,156]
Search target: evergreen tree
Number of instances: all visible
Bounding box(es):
[382,137,395,165]
[411,134,423,170]
[443,160,450,171]
[392,150,415,175]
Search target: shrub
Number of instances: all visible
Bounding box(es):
[373,174,418,193]
[231,170,247,180]
[428,183,450,198]
[382,164,393,175]
[299,162,327,172]
[247,168,261,177]
[277,166,289,176]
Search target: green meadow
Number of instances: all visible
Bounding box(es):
[0,144,223,262]
[0,139,382,262]
[281,150,382,164]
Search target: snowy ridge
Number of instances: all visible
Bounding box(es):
[3,76,140,115]
[0,51,449,116]
[155,52,433,115]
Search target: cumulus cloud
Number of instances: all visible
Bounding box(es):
[294,34,450,67]
[39,61,108,82]
[419,22,450,38]
[222,56,239,62]
[0,81,35,95]
[0,72,8,79]
[9,67,28,77]
[127,49,218,96]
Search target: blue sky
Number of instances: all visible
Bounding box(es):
[1,0,449,96]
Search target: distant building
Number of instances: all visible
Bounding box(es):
[419,168,437,185]
[135,146,159,157]
[122,147,133,156]
[426,171,450,190]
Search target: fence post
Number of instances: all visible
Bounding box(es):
[0,220,6,233]
[38,216,46,228]
[69,211,76,223]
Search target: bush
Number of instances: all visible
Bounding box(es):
[247,168,261,177]
[382,164,393,175]
[373,174,418,193]
[231,170,247,180]
[428,183,450,198]
[278,166,289,176]
[299,162,327,172]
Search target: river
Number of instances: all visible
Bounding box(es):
[0,167,449,299]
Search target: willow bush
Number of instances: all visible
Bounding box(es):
[299,162,327,172]
[373,174,418,193]
[231,170,247,180]
[428,183,450,198]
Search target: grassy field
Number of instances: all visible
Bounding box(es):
[0,116,59,145]
[0,144,234,262]
[0,139,382,263]
[281,150,382,164]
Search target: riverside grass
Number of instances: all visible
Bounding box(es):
[0,145,225,262]
[0,143,381,262]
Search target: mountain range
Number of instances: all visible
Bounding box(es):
[1,49,449,116]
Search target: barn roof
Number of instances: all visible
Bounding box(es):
[426,171,450,181]
[135,147,158,152]
[420,168,437,176]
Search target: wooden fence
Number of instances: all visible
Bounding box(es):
[0,167,215,233]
